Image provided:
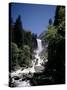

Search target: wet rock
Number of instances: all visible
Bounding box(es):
[35,66,44,72]
[14,76,20,80]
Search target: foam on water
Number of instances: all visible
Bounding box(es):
[11,39,46,87]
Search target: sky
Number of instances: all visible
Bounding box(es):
[11,3,56,36]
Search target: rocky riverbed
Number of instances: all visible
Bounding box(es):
[9,39,49,87]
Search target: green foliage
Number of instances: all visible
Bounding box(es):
[23,30,32,48]
[45,6,65,83]
[13,16,23,47]
[38,6,65,84]
[10,43,32,71]
[54,6,65,26]
[10,15,38,71]
[22,45,32,67]
[45,25,57,41]
[18,45,32,67]
[10,15,37,49]
[32,33,37,49]
[54,6,65,37]
[10,42,19,71]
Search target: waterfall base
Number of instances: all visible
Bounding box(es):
[9,39,48,87]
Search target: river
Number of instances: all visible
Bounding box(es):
[10,39,48,87]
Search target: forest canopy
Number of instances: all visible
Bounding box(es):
[9,15,37,72]
[42,6,65,84]
[9,5,65,85]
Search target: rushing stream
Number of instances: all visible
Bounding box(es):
[10,39,48,87]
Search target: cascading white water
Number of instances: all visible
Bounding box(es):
[11,38,45,87]
[34,39,43,66]
[36,39,43,54]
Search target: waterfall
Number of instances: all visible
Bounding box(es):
[36,39,43,54]
[11,38,45,87]
[34,39,43,66]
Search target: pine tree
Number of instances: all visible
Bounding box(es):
[13,15,23,47]
[45,6,65,84]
